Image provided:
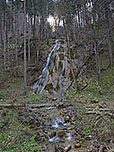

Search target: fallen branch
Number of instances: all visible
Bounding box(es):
[0,103,25,108]
[98,108,114,112]
[86,111,114,118]
[0,102,72,109]
[86,111,101,115]
[81,84,89,91]
[0,103,54,108]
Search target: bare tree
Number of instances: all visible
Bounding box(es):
[24,0,27,91]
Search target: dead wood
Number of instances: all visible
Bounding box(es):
[0,102,71,109]
[0,103,25,108]
[86,111,114,118]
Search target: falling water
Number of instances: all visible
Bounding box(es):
[32,39,67,94]
[49,117,72,142]
[52,117,66,129]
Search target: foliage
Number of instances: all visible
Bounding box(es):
[67,64,114,102]
[24,93,47,103]
[83,127,90,136]
[1,135,41,152]
[0,90,9,102]
[0,109,41,152]
[0,90,8,97]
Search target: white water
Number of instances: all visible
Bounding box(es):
[49,136,59,142]
[66,132,72,141]
[32,40,60,94]
[48,117,72,143]
[52,117,66,129]
[32,39,67,94]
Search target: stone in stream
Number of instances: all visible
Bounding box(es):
[35,130,48,142]
[52,117,66,129]
[63,145,72,152]
[99,145,106,152]
[85,135,92,140]
[66,132,72,141]
[57,130,66,138]
[48,131,56,138]
[74,143,81,148]
[56,103,66,109]
[49,136,59,142]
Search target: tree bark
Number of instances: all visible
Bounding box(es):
[108,17,113,66]
[3,12,7,70]
[15,9,18,67]
[28,18,31,62]
[24,0,27,91]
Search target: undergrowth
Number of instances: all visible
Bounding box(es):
[67,64,114,102]
[0,109,41,152]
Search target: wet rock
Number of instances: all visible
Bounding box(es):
[85,135,92,140]
[66,132,72,141]
[46,123,52,128]
[74,143,81,148]
[35,131,48,142]
[48,131,56,138]
[63,145,72,152]
[52,117,65,129]
[56,103,66,109]
[99,145,106,152]
[64,116,70,122]
[57,130,66,138]
[55,145,63,152]
[49,136,59,142]
[92,140,100,148]
[52,97,57,101]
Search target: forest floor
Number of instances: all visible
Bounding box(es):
[0,62,114,152]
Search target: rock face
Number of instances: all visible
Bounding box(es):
[32,39,71,94]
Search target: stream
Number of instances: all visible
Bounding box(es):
[29,40,113,151]
[18,102,98,152]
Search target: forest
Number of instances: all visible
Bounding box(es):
[0,0,114,151]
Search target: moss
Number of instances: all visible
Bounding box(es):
[24,94,46,104]
[67,64,114,102]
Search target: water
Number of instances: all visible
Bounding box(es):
[52,117,66,129]
[49,136,59,142]
[66,132,72,141]
[32,39,67,94]
[47,117,73,143]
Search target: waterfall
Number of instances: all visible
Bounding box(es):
[32,39,67,94]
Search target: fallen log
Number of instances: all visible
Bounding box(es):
[0,103,54,108]
[86,111,114,118]
[0,103,25,108]
[0,102,72,109]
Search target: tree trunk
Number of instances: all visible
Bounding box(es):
[94,41,101,86]
[15,10,18,67]
[108,17,113,66]
[3,12,7,70]
[28,18,31,62]
[0,14,2,42]
[24,0,27,91]
[105,2,113,66]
